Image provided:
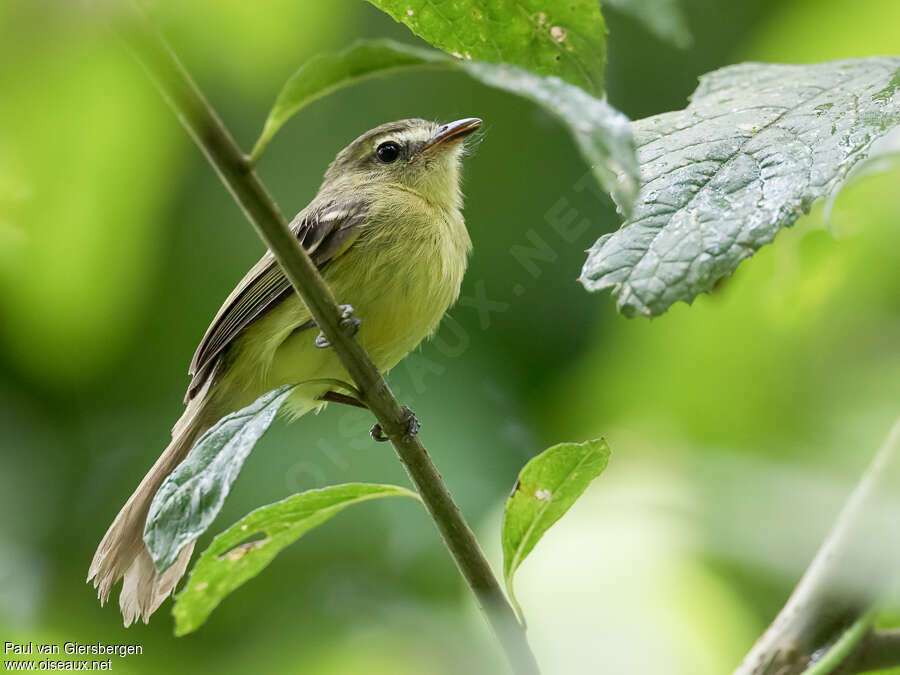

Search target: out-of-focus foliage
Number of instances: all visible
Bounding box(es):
[366,0,607,95]
[603,0,693,48]
[0,11,181,385]
[1,0,899,673]
[150,0,341,97]
[581,57,900,317]
[501,439,608,617]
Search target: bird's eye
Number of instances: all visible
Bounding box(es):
[376,141,401,164]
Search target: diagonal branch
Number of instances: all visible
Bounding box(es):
[118,6,539,674]
[842,629,900,674]
[734,421,900,675]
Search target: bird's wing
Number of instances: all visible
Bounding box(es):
[184,199,368,401]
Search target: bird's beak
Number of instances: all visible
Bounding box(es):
[420,117,482,153]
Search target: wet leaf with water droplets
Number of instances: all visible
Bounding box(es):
[144,386,295,572]
[580,58,900,317]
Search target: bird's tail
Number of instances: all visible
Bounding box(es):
[87,389,214,627]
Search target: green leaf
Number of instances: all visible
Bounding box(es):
[173,483,419,635]
[580,58,900,317]
[251,40,638,215]
[502,439,610,618]
[251,41,446,162]
[604,0,692,48]
[144,385,295,572]
[366,0,606,95]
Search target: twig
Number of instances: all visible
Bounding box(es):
[734,421,900,675]
[117,6,540,674]
[801,613,872,675]
[842,629,900,674]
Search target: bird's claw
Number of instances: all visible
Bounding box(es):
[370,406,420,442]
[369,423,389,442]
[315,304,361,349]
[338,304,362,334]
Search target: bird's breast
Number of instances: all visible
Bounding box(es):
[215,200,471,417]
[327,206,470,371]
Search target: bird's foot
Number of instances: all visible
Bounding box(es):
[338,304,362,334]
[315,304,361,348]
[370,406,420,442]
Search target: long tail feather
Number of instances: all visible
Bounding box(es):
[88,388,213,626]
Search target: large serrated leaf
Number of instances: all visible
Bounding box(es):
[366,0,606,96]
[144,385,294,572]
[502,439,609,619]
[251,40,638,215]
[580,58,900,317]
[173,483,419,635]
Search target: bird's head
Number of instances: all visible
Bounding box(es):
[321,117,482,210]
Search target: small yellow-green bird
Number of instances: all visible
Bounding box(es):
[88,117,482,626]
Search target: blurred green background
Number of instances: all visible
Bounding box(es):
[1,0,899,673]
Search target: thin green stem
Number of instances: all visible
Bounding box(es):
[802,614,873,675]
[844,629,900,674]
[118,5,539,674]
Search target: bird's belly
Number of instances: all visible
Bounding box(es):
[231,242,462,416]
